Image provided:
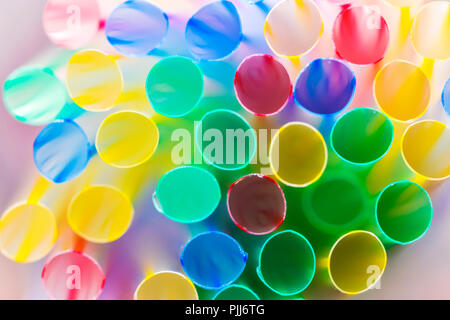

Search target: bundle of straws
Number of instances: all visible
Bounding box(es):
[0,0,449,300]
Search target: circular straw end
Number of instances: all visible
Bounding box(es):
[376,181,432,245]
[134,271,198,300]
[155,166,221,223]
[328,231,387,295]
[257,230,316,296]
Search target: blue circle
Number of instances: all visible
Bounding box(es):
[180,231,247,289]
[442,78,450,117]
[185,1,242,60]
[33,120,90,183]
[294,58,356,115]
[105,0,168,57]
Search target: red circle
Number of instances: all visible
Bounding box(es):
[227,174,286,235]
[235,54,291,116]
[332,6,390,65]
[42,250,105,300]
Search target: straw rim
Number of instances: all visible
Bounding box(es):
[0,202,57,264]
[375,180,433,245]
[293,57,356,116]
[194,108,257,171]
[145,56,204,118]
[105,0,169,58]
[328,230,387,295]
[180,231,247,290]
[185,0,243,61]
[400,119,450,181]
[226,173,286,235]
[234,53,292,117]
[134,271,198,300]
[65,49,124,112]
[373,59,431,123]
[264,0,324,58]
[155,166,221,224]
[269,121,328,187]
[95,110,160,169]
[33,119,90,184]
[67,184,135,244]
[330,107,394,166]
[212,284,260,300]
[256,230,316,296]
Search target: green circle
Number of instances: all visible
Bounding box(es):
[155,166,221,223]
[376,180,433,245]
[331,107,394,165]
[146,56,204,117]
[3,67,66,125]
[195,109,257,171]
[303,172,367,234]
[213,285,259,300]
[257,230,316,296]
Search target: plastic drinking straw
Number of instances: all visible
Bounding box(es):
[154,166,221,223]
[145,56,204,118]
[67,185,134,243]
[41,250,105,300]
[376,180,432,245]
[401,120,450,181]
[331,107,394,165]
[234,54,291,116]
[374,60,431,122]
[332,6,390,65]
[410,1,450,61]
[384,0,418,7]
[105,0,168,57]
[43,0,101,49]
[195,109,257,171]
[227,174,286,235]
[257,230,316,296]
[213,284,259,300]
[0,202,57,263]
[185,1,242,60]
[442,78,450,117]
[134,271,198,300]
[3,66,66,125]
[326,0,353,4]
[269,122,327,187]
[293,58,356,115]
[264,0,323,58]
[66,49,123,112]
[302,171,367,235]
[95,111,159,168]
[180,231,247,290]
[33,120,90,183]
[328,231,387,295]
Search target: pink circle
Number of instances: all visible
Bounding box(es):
[235,54,291,116]
[42,251,105,300]
[43,0,101,49]
[332,6,390,65]
[227,174,286,235]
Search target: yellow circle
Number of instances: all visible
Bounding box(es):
[270,122,327,187]
[264,0,323,57]
[410,1,450,60]
[96,111,159,168]
[0,203,57,263]
[68,185,134,243]
[328,231,387,295]
[401,120,450,180]
[134,271,198,300]
[66,49,123,111]
[374,60,430,122]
